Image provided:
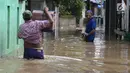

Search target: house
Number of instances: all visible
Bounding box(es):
[26,0,55,11]
[0,0,26,56]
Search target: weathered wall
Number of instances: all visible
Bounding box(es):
[59,17,76,35]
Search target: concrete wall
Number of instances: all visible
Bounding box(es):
[59,17,76,35]
[0,0,25,56]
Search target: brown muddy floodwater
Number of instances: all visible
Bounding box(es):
[0,29,130,73]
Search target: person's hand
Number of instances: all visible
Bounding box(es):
[44,7,53,25]
[84,32,89,36]
[44,7,49,13]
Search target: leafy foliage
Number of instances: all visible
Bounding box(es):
[59,0,84,16]
[53,0,85,24]
[52,0,63,7]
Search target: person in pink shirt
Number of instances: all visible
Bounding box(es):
[18,7,53,59]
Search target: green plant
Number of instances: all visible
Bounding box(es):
[53,0,85,24]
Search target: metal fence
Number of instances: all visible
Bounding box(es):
[94,15,103,28]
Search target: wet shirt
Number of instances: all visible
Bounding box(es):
[85,18,96,41]
[18,20,50,44]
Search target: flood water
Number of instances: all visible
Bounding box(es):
[0,27,130,73]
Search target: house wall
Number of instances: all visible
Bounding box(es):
[0,0,25,56]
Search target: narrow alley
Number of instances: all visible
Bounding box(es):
[0,0,130,73]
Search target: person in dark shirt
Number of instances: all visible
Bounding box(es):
[84,10,96,42]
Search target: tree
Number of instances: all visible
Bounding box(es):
[53,0,85,24]
[60,0,84,24]
[52,0,63,7]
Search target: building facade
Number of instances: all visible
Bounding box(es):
[26,0,55,11]
[0,0,26,56]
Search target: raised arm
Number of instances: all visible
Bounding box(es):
[44,7,53,25]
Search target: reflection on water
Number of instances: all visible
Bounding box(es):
[41,27,130,73]
[0,26,130,73]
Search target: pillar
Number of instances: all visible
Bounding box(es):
[105,0,117,40]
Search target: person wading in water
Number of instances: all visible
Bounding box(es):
[18,7,53,59]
